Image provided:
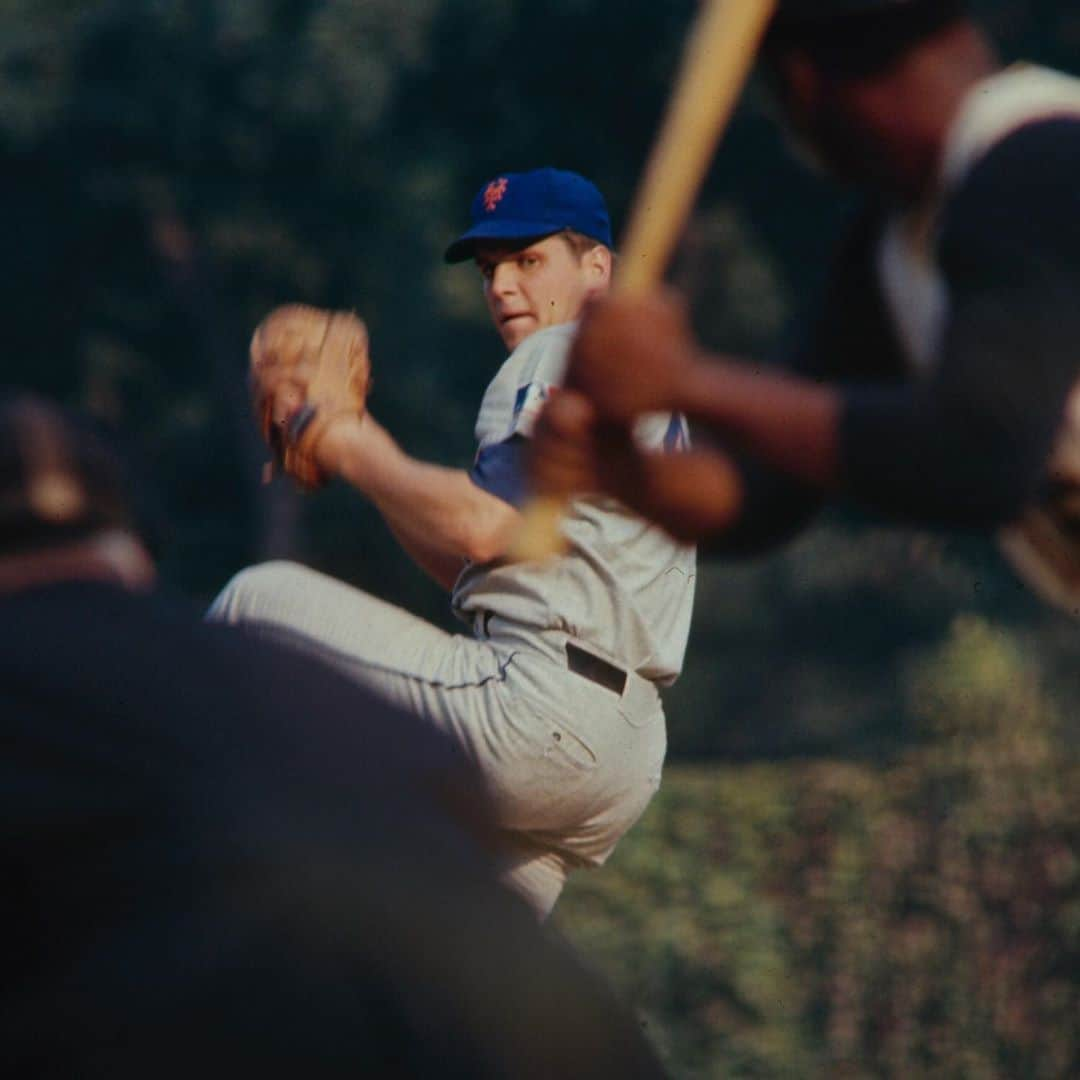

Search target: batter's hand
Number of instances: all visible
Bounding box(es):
[566,288,700,424]
[532,388,743,541]
[531,389,647,505]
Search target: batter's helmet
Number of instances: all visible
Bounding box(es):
[774,0,939,24]
[767,0,969,76]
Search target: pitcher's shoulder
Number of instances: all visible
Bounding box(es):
[506,322,576,382]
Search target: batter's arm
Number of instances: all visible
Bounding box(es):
[317,414,520,590]
[567,290,844,489]
[600,296,1055,526]
[684,119,1080,525]
[591,289,1072,529]
[677,358,843,488]
[684,121,1080,526]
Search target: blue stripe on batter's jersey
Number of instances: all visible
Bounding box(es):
[468,435,529,509]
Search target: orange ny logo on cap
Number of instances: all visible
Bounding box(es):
[483,177,509,212]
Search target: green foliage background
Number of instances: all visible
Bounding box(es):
[4,1,1079,1073]
[557,618,1080,1077]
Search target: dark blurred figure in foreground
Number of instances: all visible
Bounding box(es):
[0,393,667,1077]
[536,0,1080,615]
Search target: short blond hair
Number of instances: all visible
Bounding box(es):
[559,228,610,260]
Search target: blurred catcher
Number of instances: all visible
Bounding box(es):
[534,0,1080,614]
[211,168,696,918]
[0,395,156,592]
[0,392,670,1078]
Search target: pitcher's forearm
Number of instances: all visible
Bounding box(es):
[320,416,520,566]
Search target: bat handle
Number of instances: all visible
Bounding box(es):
[508,0,777,563]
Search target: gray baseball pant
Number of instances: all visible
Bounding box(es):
[207,560,666,917]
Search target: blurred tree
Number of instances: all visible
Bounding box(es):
[559,617,1080,1077]
[1,0,1076,755]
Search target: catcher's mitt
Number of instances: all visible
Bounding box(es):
[249,304,372,490]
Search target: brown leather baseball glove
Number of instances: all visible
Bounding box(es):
[249,305,372,490]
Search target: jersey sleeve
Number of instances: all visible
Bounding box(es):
[838,118,1080,525]
[468,435,529,509]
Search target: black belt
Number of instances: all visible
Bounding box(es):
[477,611,628,696]
[566,642,627,696]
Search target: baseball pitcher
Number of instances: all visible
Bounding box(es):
[209,169,696,916]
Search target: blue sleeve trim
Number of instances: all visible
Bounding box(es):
[468,436,529,509]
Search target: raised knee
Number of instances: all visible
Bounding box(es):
[207,559,310,623]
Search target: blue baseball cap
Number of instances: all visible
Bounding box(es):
[444,168,613,263]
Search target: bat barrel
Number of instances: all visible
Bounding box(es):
[509,0,777,561]
[616,0,777,295]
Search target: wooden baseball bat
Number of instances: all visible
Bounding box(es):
[509,0,777,561]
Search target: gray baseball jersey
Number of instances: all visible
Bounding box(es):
[456,322,696,681]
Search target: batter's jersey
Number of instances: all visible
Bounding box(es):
[757,64,1080,611]
[452,322,696,685]
[873,64,1080,610]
